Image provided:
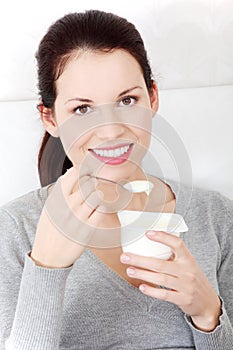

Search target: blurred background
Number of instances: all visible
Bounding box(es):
[0,0,233,206]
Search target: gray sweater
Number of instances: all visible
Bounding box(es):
[0,177,233,350]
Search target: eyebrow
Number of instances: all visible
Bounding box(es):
[64,86,143,104]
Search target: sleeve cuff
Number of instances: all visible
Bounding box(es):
[184,296,233,349]
[27,250,74,270]
[184,296,223,334]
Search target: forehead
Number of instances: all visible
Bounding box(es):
[55,49,145,99]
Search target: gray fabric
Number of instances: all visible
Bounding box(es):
[0,177,233,350]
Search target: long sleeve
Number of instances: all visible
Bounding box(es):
[184,192,233,350]
[0,208,73,350]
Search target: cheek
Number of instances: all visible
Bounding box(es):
[131,127,151,148]
[58,112,99,155]
[128,127,151,167]
[65,133,93,163]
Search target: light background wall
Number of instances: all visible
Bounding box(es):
[0,0,232,206]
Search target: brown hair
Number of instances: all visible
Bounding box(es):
[36,9,155,186]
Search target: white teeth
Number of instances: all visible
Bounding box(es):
[92,145,130,158]
[115,148,121,157]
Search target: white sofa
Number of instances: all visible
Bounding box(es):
[0,0,232,206]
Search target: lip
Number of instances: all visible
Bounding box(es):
[89,143,134,165]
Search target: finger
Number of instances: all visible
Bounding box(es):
[71,174,91,194]
[87,206,105,226]
[78,173,92,185]
[85,191,105,218]
[95,187,132,213]
[61,164,94,196]
[146,230,190,260]
[126,268,180,291]
[69,183,111,217]
[70,175,132,214]
[60,165,80,196]
[71,190,104,221]
[69,176,96,204]
[139,284,186,306]
[120,253,179,277]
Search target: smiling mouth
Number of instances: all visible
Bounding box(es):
[88,143,134,164]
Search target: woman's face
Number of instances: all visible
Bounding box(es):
[44,49,158,182]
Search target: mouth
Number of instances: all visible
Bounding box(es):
[88,143,134,165]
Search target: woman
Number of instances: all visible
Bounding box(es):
[0,10,232,350]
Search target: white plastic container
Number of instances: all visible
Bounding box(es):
[118,210,188,260]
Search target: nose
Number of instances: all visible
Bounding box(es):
[95,104,125,140]
[95,122,125,140]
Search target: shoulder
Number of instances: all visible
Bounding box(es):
[166,177,233,216]
[181,184,233,253]
[0,186,47,222]
[0,186,47,258]
[188,185,233,220]
[165,177,233,234]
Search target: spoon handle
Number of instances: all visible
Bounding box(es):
[89,175,126,189]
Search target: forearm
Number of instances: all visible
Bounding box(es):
[5,251,73,350]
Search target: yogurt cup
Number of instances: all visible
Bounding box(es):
[118,210,188,260]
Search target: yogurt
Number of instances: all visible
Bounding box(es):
[123,180,154,196]
[118,180,188,260]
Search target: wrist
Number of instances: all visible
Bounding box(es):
[190,297,222,332]
[30,250,73,269]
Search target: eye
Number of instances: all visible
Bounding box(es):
[119,96,138,107]
[73,104,93,115]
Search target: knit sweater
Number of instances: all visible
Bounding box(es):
[0,177,233,350]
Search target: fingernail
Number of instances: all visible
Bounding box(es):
[127,267,135,275]
[120,254,131,263]
[139,284,146,292]
[146,230,156,237]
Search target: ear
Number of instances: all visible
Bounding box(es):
[149,80,159,117]
[37,101,59,137]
